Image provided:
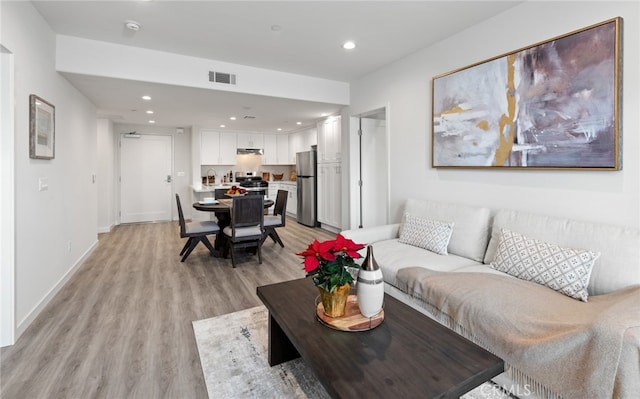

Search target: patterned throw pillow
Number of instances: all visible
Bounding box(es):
[490,228,600,302]
[398,213,454,255]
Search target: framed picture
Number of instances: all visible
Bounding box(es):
[29,94,55,159]
[432,18,622,170]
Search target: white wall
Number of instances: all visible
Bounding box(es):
[1,2,99,339]
[97,118,115,232]
[348,1,639,229]
[112,123,192,221]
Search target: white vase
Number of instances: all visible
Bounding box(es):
[357,245,384,317]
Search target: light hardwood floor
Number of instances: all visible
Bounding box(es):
[1,217,335,398]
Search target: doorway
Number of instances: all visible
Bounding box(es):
[352,107,389,229]
[120,134,173,223]
[1,45,15,346]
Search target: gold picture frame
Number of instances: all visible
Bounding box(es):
[432,18,622,170]
[29,94,55,160]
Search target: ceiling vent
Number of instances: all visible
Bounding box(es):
[209,71,236,85]
[243,115,256,119]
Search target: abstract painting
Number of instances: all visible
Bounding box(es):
[432,18,621,170]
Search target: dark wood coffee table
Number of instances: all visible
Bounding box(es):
[257,277,504,399]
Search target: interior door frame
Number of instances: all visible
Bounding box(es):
[349,104,391,230]
[1,45,16,347]
[117,132,174,225]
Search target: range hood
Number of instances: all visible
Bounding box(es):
[237,148,264,155]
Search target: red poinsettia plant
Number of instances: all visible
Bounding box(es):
[296,234,366,293]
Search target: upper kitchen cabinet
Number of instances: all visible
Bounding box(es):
[317,116,341,163]
[263,134,290,165]
[201,130,237,165]
[263,134,277,164]
[237,133,264,149]
[288,127,317,164]
[277,134,290,165]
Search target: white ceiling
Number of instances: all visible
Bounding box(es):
[31,1,522,132]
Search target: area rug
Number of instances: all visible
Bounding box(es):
[193,306,515,399]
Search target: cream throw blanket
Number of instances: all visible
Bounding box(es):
[396,268,640,399]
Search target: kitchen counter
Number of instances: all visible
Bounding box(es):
[191,184,235,193]
[271,180,296,185]
[193,180,295,193]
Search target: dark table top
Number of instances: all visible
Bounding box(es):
[257,277,504,399]
[192,197,274,212]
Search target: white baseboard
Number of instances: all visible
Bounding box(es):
[97,224,113,234]
[15,239,99,341]
[320,223,341,234]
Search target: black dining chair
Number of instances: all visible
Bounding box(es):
[176,194,220,262]
[262,189,288,247]
[222,195,265,268]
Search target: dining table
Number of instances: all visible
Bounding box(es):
[192,196,274,256]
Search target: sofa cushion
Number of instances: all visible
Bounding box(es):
[398,213,454,255]
[402,199,491,262]
[484,209,640,296]
[490,228,599,302]
[370,239,481,288]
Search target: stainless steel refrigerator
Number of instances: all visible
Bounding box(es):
[296,149,317,227]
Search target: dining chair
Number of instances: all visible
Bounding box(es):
[262,189,288,247]
[176,194,220,262]
[214,188,227,200]
[223,195,265,268]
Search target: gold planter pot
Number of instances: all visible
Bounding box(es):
[318,284,350,318]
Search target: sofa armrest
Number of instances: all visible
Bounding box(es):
[341,224,400,245]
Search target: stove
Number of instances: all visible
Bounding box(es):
[236,176,268,196]
[236,176,268,187]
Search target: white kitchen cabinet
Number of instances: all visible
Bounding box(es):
[269,182,296,216]
[201,130,237,165]
[317,162,341,228]
[317,116,341,163]
[219,132,237,164]
[263,134,278,165]
[200,130,219,165]
[288,131,303,164]
[237,133,263,149]
[288,127,317,164]
[276,134,289,164]
[285,184,297,216]
[263,134,291,165]
[267,182,279,199]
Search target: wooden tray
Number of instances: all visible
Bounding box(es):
[316,295,384,332]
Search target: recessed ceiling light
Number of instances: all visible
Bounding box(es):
[148,120,155,124]
[146,110,154,114]
[142,95,151,100]
[296,122,302,125]
[342,41,356,50]
[220,124,226,128]
[277,128,282,131]
[230,116,237,120]
[125,20,142,31]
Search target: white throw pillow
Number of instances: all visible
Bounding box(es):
[398,213,454,255]
[490,228,600,302]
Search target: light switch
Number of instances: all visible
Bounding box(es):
[38,177,49,191]
[177,171,185,177]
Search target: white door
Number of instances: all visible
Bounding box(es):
[360,116,388,227]
[120,134,173,223]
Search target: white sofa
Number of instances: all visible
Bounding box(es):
[342,198,640,399]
